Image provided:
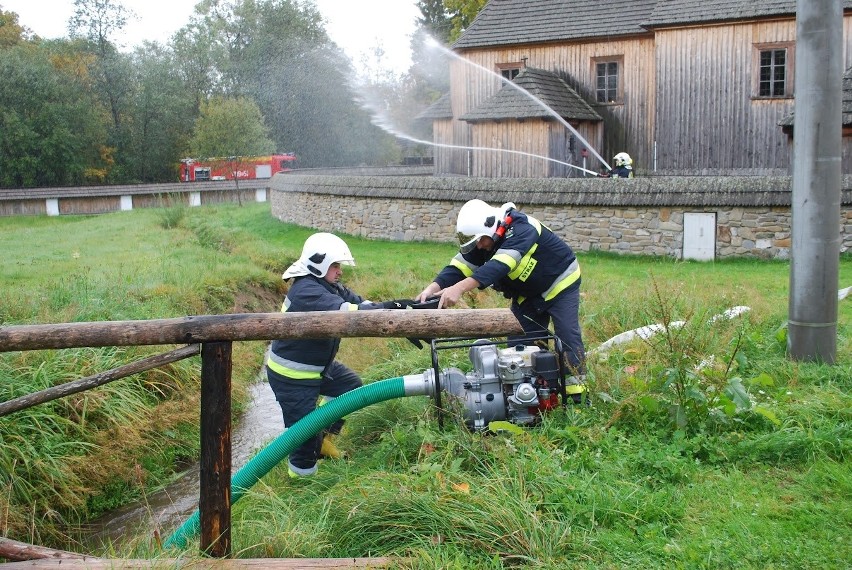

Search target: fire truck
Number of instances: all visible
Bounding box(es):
[179,153,297,182]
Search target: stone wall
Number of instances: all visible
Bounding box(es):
[270,174,852,260]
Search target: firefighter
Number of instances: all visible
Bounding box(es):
[266,233,412,477]
[415,199,587,401]
[601,152,634,178]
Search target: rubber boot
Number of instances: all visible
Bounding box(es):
[565,375,589,406]
[319,433,343,460]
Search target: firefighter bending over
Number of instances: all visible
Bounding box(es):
[266,233,413,478]
[415,199,587,402]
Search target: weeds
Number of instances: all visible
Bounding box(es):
[0,203,849,568]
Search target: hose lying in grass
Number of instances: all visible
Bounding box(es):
[164,373,432,550]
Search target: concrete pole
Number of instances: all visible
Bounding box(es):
[788,0,842,363]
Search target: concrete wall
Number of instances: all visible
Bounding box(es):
[270,174,852,260]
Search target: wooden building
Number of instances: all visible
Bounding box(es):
[421,0,852,177]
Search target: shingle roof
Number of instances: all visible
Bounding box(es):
[778,66,852,127]
[452,0,852,49]
[415,93,453,121]
[644,0,852,28]
[458,67,601,123]
[452,0,657,50]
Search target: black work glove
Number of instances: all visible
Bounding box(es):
[406,296,441,349]
[410,296,441,309]
[379,299,416,309]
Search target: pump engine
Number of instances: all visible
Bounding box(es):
[418,339,564,432]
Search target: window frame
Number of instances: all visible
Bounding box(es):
[591,55,624,105]
[753,42,795,99]
[496,62,523,81]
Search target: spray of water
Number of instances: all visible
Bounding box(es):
[354,87,601,176]
[422,35,612,172]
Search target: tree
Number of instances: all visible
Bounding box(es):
[415,0,453,45]
[184,0,398,167]
[69,0,135,182]
[0,43,109,187]
[124,42,198,182]
[188,95,275,158]
[444,0,488,43]
[0,7,31,47]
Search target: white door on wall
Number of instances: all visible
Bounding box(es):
[683,212,716,261]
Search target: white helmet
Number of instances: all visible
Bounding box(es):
[613,152,633,167]
[282,233,355,279]
[455,199,516,254]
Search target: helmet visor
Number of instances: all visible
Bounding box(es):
[457,231,479,254]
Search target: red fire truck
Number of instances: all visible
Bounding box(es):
[179,153,297,182]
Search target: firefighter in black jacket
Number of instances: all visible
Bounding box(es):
[267,232,411,477]
[416,199,587,400]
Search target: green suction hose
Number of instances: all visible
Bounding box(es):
[164,374,431,550]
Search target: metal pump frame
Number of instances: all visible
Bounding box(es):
[427,333,568,429]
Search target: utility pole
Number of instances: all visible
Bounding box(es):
[788,0,842,363]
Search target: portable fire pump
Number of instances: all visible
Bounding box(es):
[416,336,569,432]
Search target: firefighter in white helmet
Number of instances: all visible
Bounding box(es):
[266,233,414,477]
[601,152,634,178]
[415,200,587,401]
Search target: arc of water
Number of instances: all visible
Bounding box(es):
[354,90,602,177]
[424,36,612,171]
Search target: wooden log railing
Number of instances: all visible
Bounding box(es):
[0,309,523,558]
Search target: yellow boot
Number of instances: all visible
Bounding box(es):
[320,433,343,460]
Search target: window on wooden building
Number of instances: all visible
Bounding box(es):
[496,62,523,81]
[592,56,623,104]
[754,43,794,98]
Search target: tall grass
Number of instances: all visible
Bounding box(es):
[1,203,850,567]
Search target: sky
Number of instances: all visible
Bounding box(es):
[1,0,421,73]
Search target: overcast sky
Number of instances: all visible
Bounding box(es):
[2,0,420,73]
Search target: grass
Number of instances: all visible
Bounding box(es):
[0,202,850,568]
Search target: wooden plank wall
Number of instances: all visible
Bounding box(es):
[653,17,852,172]
[447,15,852,176]
[451,36,656,176]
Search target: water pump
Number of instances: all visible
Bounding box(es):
[414,337,567,432]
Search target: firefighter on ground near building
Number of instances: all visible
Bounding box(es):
[415,199,587,401]
[266,233,414,478]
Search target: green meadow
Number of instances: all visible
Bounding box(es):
[1,202,849,569]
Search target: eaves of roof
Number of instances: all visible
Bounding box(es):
[451,0,657,50]
[778,66,852,127]
[458,67,601,123]
[452,0,852,50]
[415,93,453,121]
[643,0,852,28]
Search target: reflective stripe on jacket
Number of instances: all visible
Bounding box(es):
[267,275,378,379]
[436,210,580,305]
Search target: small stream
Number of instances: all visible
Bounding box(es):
[83,380,283,550]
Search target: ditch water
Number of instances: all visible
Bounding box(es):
[83,379,283,551]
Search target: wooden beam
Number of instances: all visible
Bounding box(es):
[0,556,397,568]
[0,309,523,352]
[0,345,200,417]
[0,537,92,562]
[199,342,232,558]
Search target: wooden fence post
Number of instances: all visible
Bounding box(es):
[199,341,232,557]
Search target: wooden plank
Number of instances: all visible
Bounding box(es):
[0,309,524,352]
[0,558,398,569]
[199,342,233,557]
[0,344,200,417]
